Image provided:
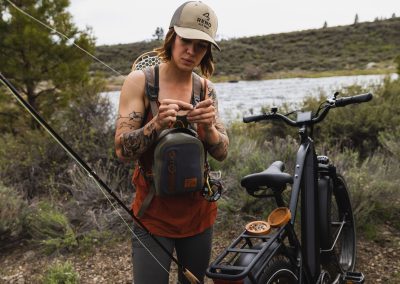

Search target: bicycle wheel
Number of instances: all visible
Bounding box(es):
[257,255,298,284]
[319,174,356,275]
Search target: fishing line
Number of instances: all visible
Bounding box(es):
[2,1,197,282]
[5,0,123,77]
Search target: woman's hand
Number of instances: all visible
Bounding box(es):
[187,98,215,130]
[187,98,220,145]
[155,99,194,130]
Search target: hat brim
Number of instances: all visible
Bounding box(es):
[174,26,221,51]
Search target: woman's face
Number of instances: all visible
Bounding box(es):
[171,35,209,71]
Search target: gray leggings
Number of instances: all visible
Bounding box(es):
[132,225,213,284]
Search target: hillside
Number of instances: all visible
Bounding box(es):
[92,17,400,79]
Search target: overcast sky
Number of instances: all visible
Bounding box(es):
[68,0,399,45]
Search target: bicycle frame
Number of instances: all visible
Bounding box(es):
[289,124,320,283]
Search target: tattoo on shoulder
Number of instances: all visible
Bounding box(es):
[207,85,217,101]
[207,86,220,114]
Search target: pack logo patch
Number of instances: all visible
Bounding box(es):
[184,177,198,188]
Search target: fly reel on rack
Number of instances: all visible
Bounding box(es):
[245,207,291,235]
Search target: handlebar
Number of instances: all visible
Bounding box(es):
[334,93,372,107]
[243,112,298,126]
[243,93,373,127]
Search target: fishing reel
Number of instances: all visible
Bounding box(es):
[202,171,223,202]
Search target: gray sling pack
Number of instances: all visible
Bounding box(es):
[138,65,207,217]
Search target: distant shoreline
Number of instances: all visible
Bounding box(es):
[104,73,397,123]
[104,68,395,92]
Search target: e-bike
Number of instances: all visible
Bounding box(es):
[206,92,372,284]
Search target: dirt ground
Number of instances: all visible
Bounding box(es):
[1,224,399,284]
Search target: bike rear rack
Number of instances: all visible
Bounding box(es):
[206,225,288,283]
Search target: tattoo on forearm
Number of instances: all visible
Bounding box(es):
[145,121,157,135]
[120,122,157,159]
[117,111,143,121]
[205,84,229,160]
[117,111,144,130]
[206,122,229,160]
[119,122,136,130]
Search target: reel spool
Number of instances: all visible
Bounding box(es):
[245,207,291,235]
[267,207,291,228]
[245,221,271,235]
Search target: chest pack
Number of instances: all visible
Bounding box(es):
[137,65,207,217]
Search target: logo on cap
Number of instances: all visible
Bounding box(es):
[197,13,211,30]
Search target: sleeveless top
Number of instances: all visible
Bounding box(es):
[131,67,217,238]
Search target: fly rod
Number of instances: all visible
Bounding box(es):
[0,72,199,284]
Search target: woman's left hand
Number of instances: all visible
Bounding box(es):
[187,96,229,161]
[186,98,216,130]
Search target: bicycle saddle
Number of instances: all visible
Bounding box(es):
[241,161,293,194]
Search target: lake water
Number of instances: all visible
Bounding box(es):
[104,73,397,123]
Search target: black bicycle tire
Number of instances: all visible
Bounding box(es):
[319,174,356,275]
[257,255,298,284]
[318,174,333,249]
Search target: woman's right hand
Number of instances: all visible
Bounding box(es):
[155,99,193,130]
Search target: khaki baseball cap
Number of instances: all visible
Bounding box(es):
[169,1,220,51]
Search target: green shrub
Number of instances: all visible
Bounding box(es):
[379,126,400,161]
[242,64,262,80]
[63,159,133,235]
[0,129,60,198]
[76,229,114,253]
[25,202,77,254]
[43,261,80,284]
[0,184,27,245]
[322,148,400,230]
[0,78,118,199]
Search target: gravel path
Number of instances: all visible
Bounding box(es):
[1,225,399,283]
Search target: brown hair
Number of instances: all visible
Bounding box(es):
[155,28,215,78]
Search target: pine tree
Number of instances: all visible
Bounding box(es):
[153,27,165,41]
[354,14,359,25]
[0,0,95,115]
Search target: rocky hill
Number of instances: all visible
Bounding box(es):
[92,17,400,79]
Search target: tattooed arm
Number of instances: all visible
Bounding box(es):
[115,71,153,162]
[187,80,229,161]
[115,70,194,162]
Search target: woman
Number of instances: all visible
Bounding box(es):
[115,1,229,283]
